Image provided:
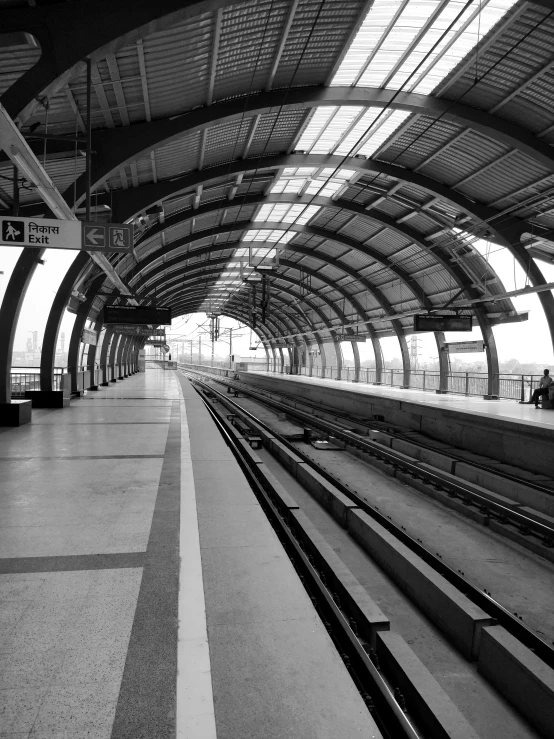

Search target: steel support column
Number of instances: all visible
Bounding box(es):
[0,248,44,405]
[108,333,122,381]
[434,331,449,393]
[99,326,115,384]
[40,252,90,392]
[67,275,104,393]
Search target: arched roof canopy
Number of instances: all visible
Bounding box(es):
[2,0,554,375]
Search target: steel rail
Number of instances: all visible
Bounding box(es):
[185,367,554,544]
[195,384,422,739]
[181,365,554,670]
[227,373,554,499]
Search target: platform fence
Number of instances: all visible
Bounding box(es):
[174,359,547,402]
[241,362,547,401]
[10,367,65,397]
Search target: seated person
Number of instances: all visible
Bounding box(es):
[530,369,553,408]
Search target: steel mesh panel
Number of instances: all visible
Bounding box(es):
[213,0,290,102]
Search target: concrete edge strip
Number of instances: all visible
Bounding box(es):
[110,398,181,739]
[31,421,172,426]
[0,552,145,574]
[176,375,217,738]
[0,454,165,460]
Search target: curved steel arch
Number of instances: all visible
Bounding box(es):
[169,288,321,367]
[134,191,500,312]
[129,220,430,307]
[130,236,402,369]
[139,256,373,333]
[65,87,554,205]
[171,289,310,351]
[6,0,554,122]
[109,151,554,354]
[111,153,535,250]
[170,285,336,369]
[142,253,499,391]
[150,264,348,336]
[142,258,381,377]
[1,0,240,120]
[196,306,278,364]
[129,194,500,385]
[130,236,420,318]
[171,283,328,371]
[130,218,501,384]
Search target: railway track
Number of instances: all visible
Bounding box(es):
[181,366,554,663]
[199,394,421,739]
[183,367,554,738]
[182,367,554,552]
[230,376,554,500]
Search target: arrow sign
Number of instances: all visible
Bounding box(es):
[83,225,105,247]
[81,222,133,252]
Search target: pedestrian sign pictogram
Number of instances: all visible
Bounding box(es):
[108,226,131,249]
[2,219,25,243]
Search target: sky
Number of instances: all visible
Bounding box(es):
[1,239,554,366]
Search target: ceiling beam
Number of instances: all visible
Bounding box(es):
[1,0,246,121]
[66,86,554,207]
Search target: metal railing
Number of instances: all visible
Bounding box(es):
[257,364,549,401]
[10,364,139,397]
[10,367,65,397]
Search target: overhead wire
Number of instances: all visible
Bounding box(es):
[182,0,281,313]
[234,1,554,333]
[217,0,487,326]
[216,0,338,316]
[269,26,554,329]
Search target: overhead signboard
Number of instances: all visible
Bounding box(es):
[1,216,81,249]
[272,340,287,347]
[104,305,172,325]
[443,340,485,353]
[81,328,97,345]
[0,216,133,252]
[112,326,165,336]
[82,222,133,252]
[335,333,366,342]
[414,314,473,332]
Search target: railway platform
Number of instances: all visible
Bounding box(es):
[0,367,380,739]
[237,371,554,478]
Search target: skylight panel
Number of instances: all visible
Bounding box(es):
[254,203,320,224]
[249,246,277,260]
[331,0,517,93]
[298,107,363,154]
[269,168,356,199]
[356,110,411,156]
[296,108,337,151]
[243,229,295,243]
[408,0,516,94]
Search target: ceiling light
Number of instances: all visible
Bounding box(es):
[10,147,38,186]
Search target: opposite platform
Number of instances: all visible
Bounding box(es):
[0,367,380,738]
[239,371,554,477]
